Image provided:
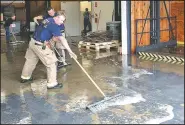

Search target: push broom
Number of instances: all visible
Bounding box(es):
[10,29,25,44]
[50,41,124,113]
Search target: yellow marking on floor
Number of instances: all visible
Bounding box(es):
[138,52,184,65]
[146,53,150,57]
[177,41,184,45]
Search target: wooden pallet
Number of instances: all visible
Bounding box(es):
[79,50,118,59]
[78,40,119,51]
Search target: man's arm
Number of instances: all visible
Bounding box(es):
[90,12,94,18]
[51,34,77,59]
[33,15,43,25]
[55,36,77,59]
[50,24,77,59]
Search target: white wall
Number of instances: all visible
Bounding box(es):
[91,1,114,32]
[80,11,84,32]
[60,1,114,35]
[121,1,128,55]
[61,1,81,36]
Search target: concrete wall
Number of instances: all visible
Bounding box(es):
[59,1,114,34]
[80,11,85,32]
[91,1,114,32]
[61,1,81,36]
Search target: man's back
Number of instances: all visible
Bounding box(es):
[83,11,90,20]
[33,18,62,42]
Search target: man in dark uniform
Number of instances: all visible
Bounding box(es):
[83,8,92,35]
[4,13,16,43]
[33,7,65,36]
[33,7,67,69]
[21,11,77,89]
[34,7,57,24]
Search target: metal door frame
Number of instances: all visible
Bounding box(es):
[135,1,177,52]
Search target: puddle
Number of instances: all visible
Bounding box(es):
[64,90,90,113]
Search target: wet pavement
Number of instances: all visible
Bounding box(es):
[1,36,184,124]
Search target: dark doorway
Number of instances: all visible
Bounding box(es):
[114,0,121,21]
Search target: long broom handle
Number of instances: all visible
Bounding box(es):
[50,41,106,98]
[50,40,63,59]
[72,57,106,98]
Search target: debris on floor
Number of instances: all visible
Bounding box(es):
[81,31,114,43]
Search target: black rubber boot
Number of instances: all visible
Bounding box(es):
[57,62,65,70]
[57,62,72,70]
[47,83,63,89]
[20,77,33,83]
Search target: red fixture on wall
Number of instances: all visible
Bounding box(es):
[95,2,97,7]
[95,13,98,23]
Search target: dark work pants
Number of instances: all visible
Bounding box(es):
[84,19,91,35]
[5,27,10,42]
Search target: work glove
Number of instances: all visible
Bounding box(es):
[69,52,77,60]
[34,18,39,25]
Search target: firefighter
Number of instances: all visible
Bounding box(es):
[21,11,77,89]
[83,8,92,35]
[33,7,68,69]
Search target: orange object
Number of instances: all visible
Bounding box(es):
[94,13,98,23]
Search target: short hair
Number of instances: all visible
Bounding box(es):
[85,8,88,11]
[56,11,66,18]
[56,11,66,22]
[46,7,54,12]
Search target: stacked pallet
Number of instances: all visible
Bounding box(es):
[79,50,118,59]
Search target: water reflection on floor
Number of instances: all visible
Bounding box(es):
[1,37,184,124]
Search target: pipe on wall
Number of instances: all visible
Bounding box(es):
[126,1,131,55]
[121,1,131,55]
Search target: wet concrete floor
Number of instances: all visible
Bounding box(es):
[1,35,184,124]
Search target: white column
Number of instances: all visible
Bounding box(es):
[121,1,128,55]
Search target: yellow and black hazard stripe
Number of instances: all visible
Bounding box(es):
[138,52,184,65]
